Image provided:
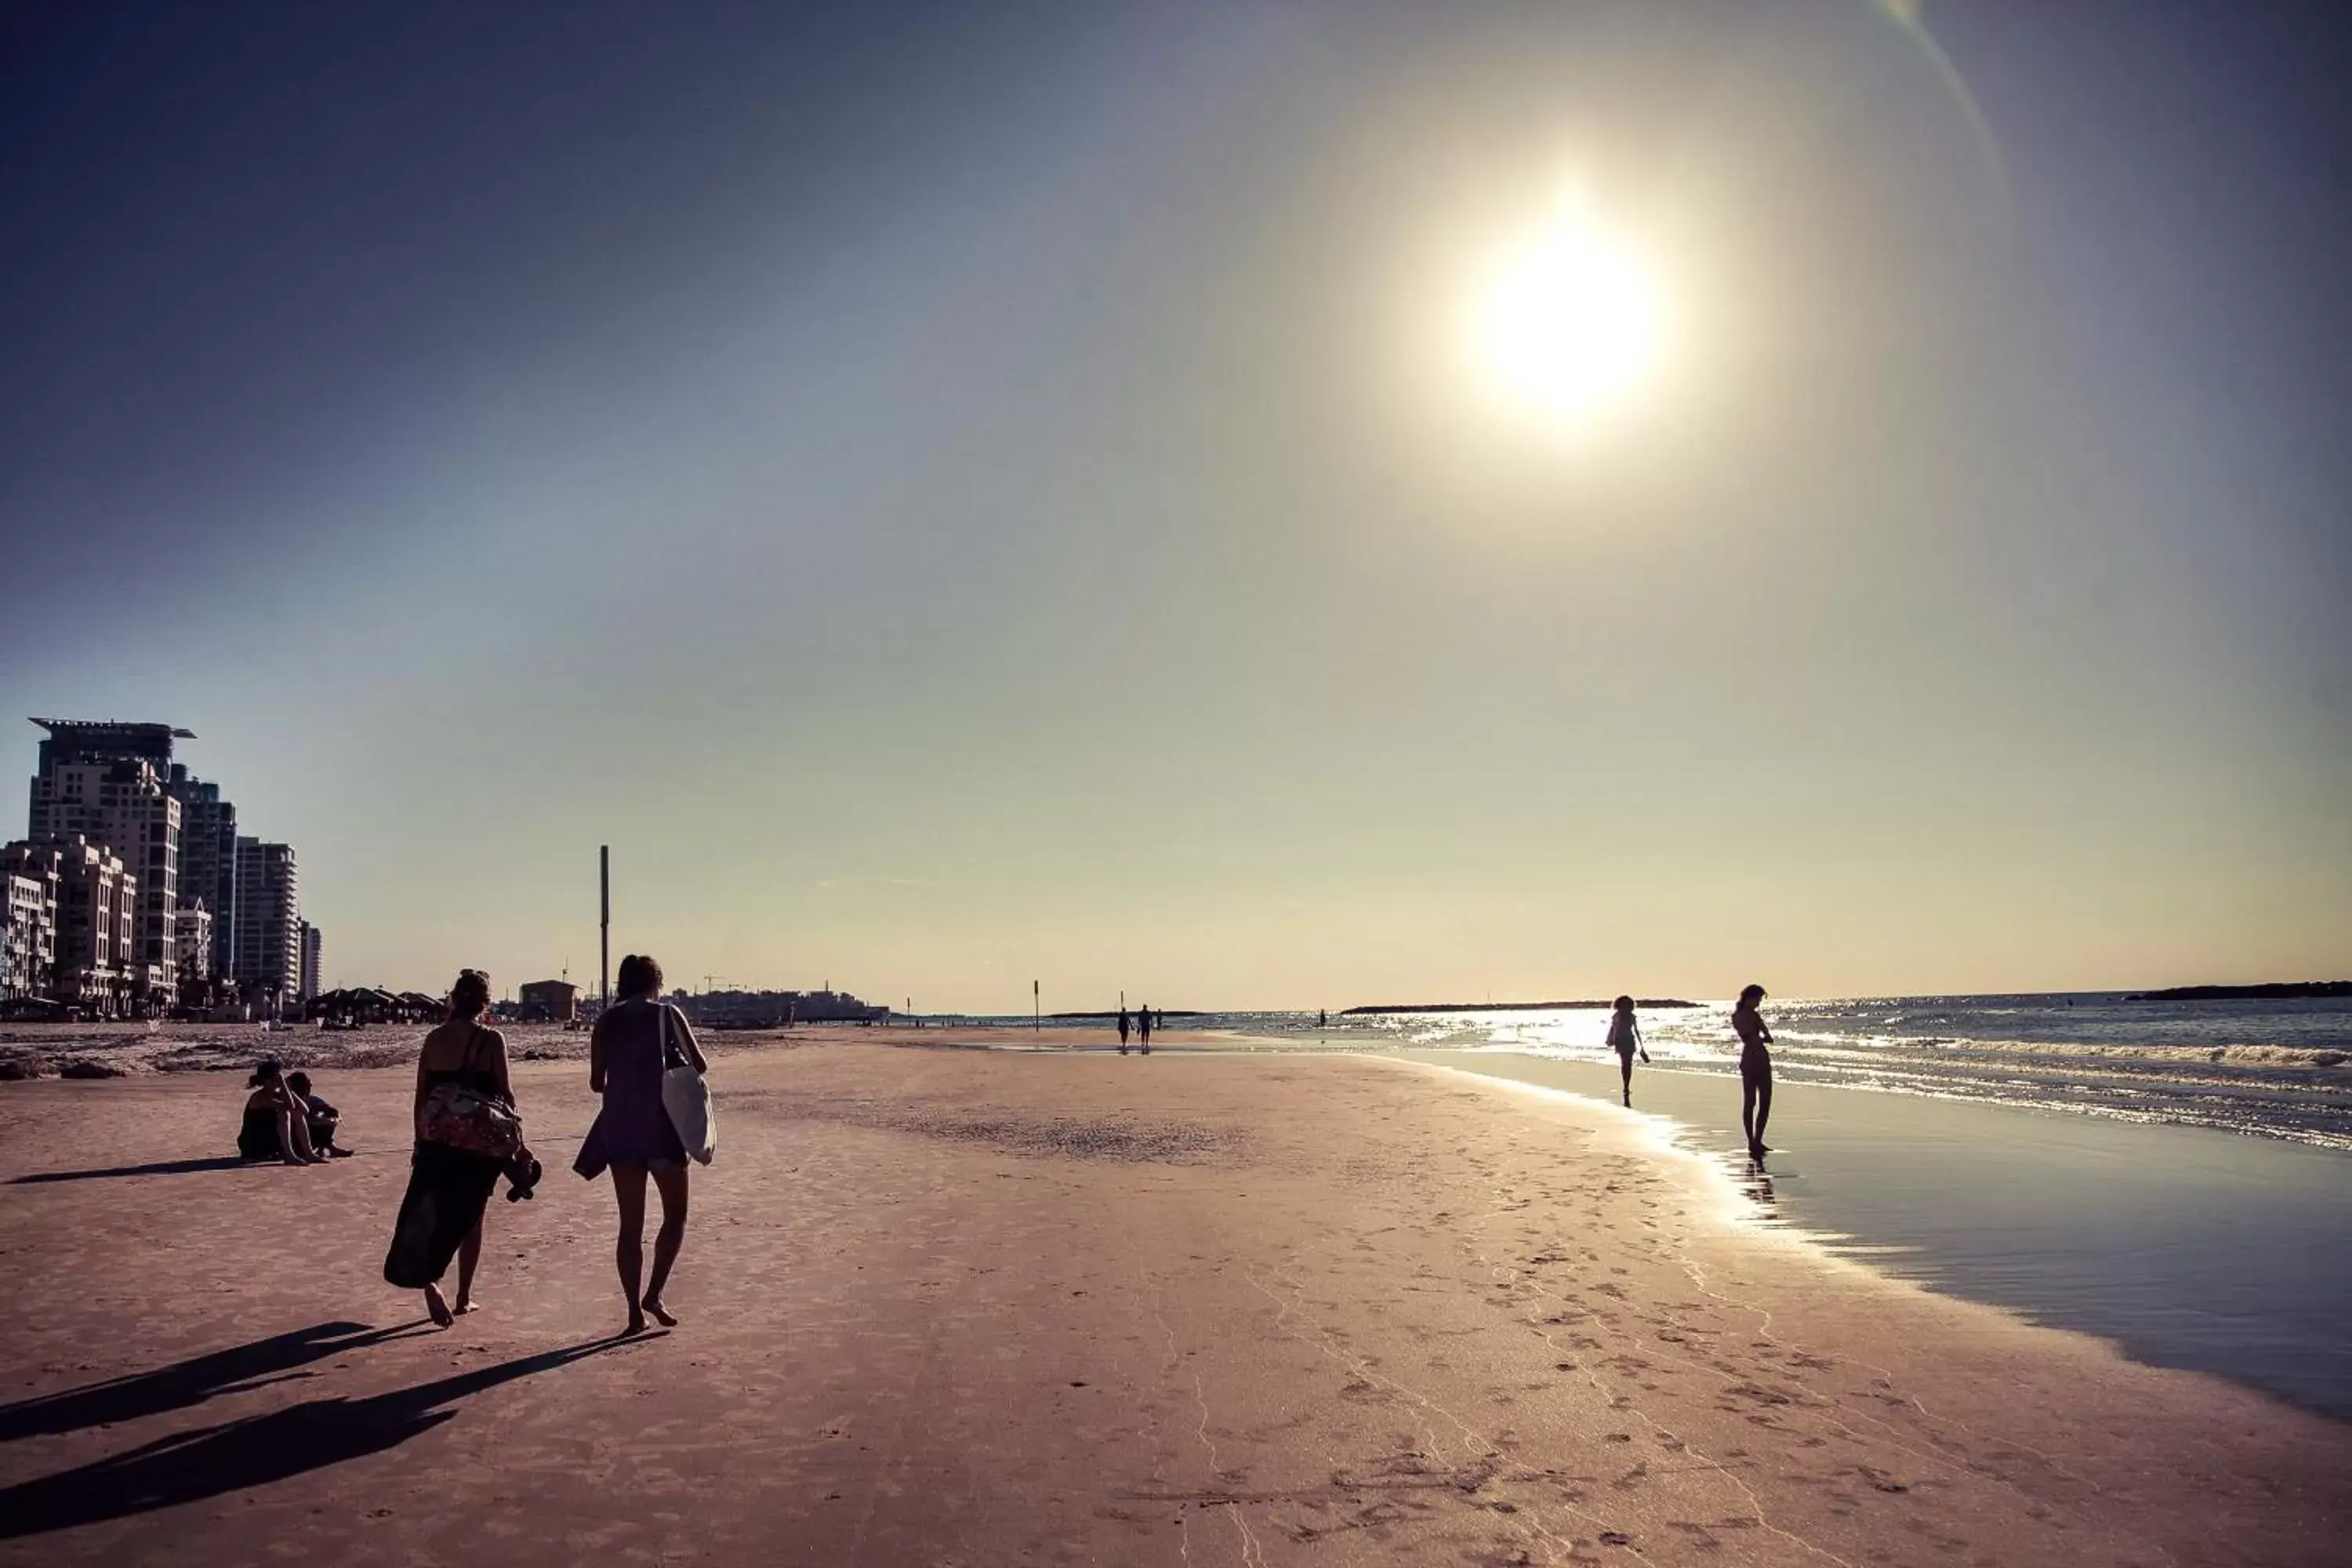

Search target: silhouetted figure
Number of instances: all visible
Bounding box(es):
[1606,996,1650,1107]
[1732,983,1774,1160]
[576,954,709,1336]
[1117,1006,1131,1054]
[237,1059,321,1165]
[285,1071,352,1158]
[1138,1004,1153,1054]
[1318,1008,1327,1029]
[386,970,514,1325]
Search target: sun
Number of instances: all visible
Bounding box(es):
[1468,191,1666,430]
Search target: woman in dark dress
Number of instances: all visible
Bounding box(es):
[575,953,708,1335]
[384,970,512,1327]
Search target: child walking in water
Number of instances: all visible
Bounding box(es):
[1606,996,1650,1107]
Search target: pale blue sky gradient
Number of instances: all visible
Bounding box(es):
[3,2,2346,1007]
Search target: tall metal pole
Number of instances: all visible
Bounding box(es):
[599,845,610,1010]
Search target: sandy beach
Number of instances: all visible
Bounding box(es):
[4,1034,2349,1566]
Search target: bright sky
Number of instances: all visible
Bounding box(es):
[2,2,2347,1007]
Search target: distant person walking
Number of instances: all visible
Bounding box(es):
[1606,996,1650,1107]
[1733,983,1774,1160]
[575,954,709,1335]
[1138,1004,1153,1054]
[385,970,512,1326]
[1117,1006,1131,1054]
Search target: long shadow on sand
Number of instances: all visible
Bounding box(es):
[0,1333,654,1540]
[10,1156,255,1184]
[0,1321,434,1443]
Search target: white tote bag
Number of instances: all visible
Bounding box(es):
[658,1004,717,1165]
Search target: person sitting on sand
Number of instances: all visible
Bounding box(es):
[285,1071,354,1158]
[1732,983,1774,1160]
[238,1059,323,1164]
[1606,996,1650,1108]
[575,953,710,1335]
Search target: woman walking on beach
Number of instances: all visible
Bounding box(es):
[1606,996,1650,1107]
[576,953,709,1335]
[386,970,512,1326]
[1733,983,1773,1160]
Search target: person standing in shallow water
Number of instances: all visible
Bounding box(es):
[1733,983,1774,1160]
[1606,996,1650,1108]
[1117,1006,1131,1054]
[575,954,708,1335]
[1138,1004,1152,1054]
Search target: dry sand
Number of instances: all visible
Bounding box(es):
[2,1034,2347,1565]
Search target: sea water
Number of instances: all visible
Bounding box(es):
[1211,993,2352,1151]
[978,995,2352,1416]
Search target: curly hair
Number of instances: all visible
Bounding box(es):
[449,968,492,1018]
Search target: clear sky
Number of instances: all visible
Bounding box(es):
[3,2,2347,1008]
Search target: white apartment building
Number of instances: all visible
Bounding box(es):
[45,835,138,1016]
[176,902,216,986]
[30,758,180,996]
[1,841,62,1001]
[3,873,48,1000]
[299,920,322,1000]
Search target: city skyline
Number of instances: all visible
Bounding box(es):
[2,717,308,1015]
[3,2,2347,1010]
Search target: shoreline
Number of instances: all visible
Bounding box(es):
[1408,1047,2352,1422]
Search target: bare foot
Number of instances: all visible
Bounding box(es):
[622,1312,648,1337]
[424,1286,454,1328]
[453,1296,478,1316]
[642,1297,678,1328]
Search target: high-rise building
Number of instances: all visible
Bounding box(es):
[29,757,180,996]
[299,920,321,1000]
[29,718,191,779]
[234,838,299,1001]
[166,767,238,982]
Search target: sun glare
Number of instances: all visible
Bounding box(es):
[1468,191,1665,431]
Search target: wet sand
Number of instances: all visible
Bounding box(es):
[1411,1048,2352,1419]
[2,1038,2347,1565]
